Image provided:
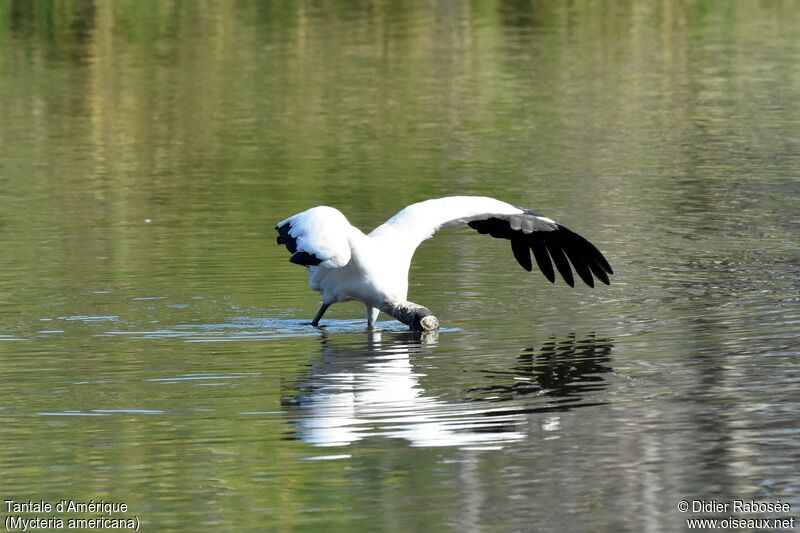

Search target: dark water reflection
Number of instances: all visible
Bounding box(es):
[2,0,800,531]
[468,334,613,410]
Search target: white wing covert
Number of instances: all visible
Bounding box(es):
[276,206,352,268]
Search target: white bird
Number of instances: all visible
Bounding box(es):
[276,196,612,330]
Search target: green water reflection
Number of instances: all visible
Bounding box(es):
[2,1,799,531]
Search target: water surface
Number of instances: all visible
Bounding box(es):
[1,1,799,531]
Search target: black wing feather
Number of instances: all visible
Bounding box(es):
[560,237,594,288]
[511,236,532,272]
[543,235,575,287]
[289,251,322,266]
[468,217,612,287]
[468,218,515,240]
[529,239,555,283]
[275,223,298,254]
[560,228,609,285]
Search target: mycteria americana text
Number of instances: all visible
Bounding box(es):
[276,196,612,330]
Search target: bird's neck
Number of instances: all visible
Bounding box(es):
[378,301,438,331]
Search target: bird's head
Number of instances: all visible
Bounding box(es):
[412,310,439,332]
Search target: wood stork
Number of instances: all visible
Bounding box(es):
[276,196,612,330]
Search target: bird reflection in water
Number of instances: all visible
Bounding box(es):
[466,334,614,413]
[282,332,614,448]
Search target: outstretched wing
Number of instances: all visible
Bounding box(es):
[276,206,352,268]
[370,196,612,287]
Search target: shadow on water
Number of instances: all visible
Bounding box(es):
[281,330,615,448]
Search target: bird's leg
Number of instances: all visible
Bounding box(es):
[379,301,439,331]
[366,306,380,328]
[311,303,330,327]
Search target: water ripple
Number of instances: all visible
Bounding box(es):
[98,318,458,342]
